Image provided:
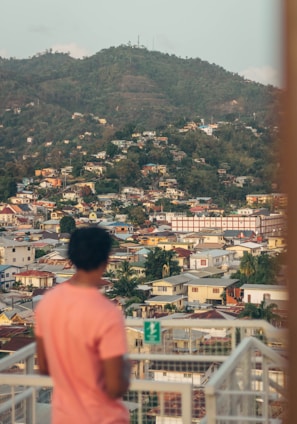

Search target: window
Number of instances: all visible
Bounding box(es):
[13,258,16,263]
[12,248,15,252]
[157,286,167,292]
[184,373,191,378]
[192,287,199,292]
[27,247,31,251]
[163,372,167,376]
[213,288,220,293]
[201,259,207,266]
[28,257,31,261]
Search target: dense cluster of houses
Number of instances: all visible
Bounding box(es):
[0,125,287,394]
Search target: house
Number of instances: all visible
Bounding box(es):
[0,238,35,267]
[103,222,133,235]
[189,250,236,270]
[15,270,56,288]
[145,294,187,311]
[173,248,192,270]
[0,265,21,289]
[0,206,17,226]
[39,219,60,233]
[0,311,26,326]
[267,235,286,251]
[150,275,191,296]
[51,210,65,220]
[74,202,91,216]
[184,277,239,306]
[223,230,257,245]
[241,284,288,304]
[226,242,263,258]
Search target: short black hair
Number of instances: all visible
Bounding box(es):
[68,227,112,271]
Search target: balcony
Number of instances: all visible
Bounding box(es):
[0,319,287,423]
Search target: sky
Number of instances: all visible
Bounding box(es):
[1,0,283,87]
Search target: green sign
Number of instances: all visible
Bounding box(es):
[144,320,161,344]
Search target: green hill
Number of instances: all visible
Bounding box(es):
[0,45,279,130]
[0,45,281,202]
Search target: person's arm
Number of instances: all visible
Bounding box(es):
[102,355,131,399]
[36,336,49,375]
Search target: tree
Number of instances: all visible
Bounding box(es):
[127,206,148,226]
[116,261,134,281]
[108,261,141,299]
[59,216,76,233]
[233,253,282,285]
[35,249,47,259]
[144,248,181,281]
[240,253,256,282]
[106,142,120,158]
[239,301,280,323]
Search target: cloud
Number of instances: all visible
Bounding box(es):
[239,65,282,88]
[51,43,90,59]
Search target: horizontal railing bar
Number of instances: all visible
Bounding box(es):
[0,374,53,387]
[216,417,266,422]
[216,389,281,396]
[0,387,34,415]
[125,318,286,334]
[127,379,192,393]
[129,353,229,362]
[0,343,36,371]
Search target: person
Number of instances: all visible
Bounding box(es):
[35,226,131,424]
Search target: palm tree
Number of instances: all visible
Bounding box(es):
[239,301,280,323]
[116,261,134,281]
[240,253,256,282]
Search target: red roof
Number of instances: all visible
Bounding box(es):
[0,207,14,215]
[0,327,28,339]
[0,336,35,352]
[173,247,192,257]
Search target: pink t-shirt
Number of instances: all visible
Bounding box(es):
[35,282,129,424]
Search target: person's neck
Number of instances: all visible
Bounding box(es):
[68,267,106,288]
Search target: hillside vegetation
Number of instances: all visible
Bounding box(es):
[0,46,281,204]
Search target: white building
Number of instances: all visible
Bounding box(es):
[242,284,288,304]
[171,215,285,237]
[0,238,35,267]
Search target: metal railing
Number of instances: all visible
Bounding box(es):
[0,319,287,424]
[203,337,288,424]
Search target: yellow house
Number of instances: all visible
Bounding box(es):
[185,278,239,305]
[151,275,191,296]
[145,294,186,311]
[226,242,262,259]
[267,236,286,250]
[0,311,25,326]
[15,270,56,288]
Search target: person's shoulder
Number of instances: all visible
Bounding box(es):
[95,293,124,316]
[36,283,67,307]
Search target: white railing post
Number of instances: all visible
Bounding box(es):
[205,386,217,424]
[25,349,35,424]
